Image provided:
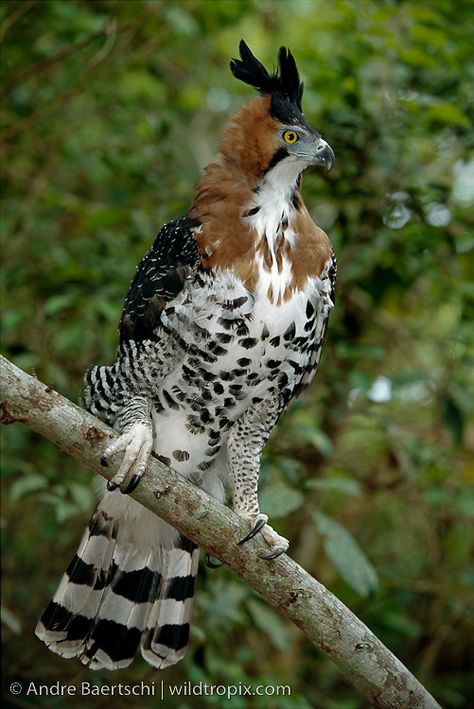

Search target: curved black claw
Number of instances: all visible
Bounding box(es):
[259,546,286,561]
[106,479,119,491]
[121,474,140,495]
[205,554,222,569]
[237,517,267,545]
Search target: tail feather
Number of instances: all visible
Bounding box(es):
[81,548,160,670]
[141,536,199,668]
[36,496,199,670]
[36,509,118,659]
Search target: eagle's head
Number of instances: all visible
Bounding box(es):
[225,40,334,182]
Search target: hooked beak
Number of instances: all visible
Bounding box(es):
[312,138,335,171]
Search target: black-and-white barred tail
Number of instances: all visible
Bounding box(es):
[35,494,199,670]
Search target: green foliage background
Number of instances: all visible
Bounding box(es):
[1,1,473,707]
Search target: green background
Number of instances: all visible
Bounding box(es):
[1,1,473,707]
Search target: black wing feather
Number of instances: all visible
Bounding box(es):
[119,217,201,344]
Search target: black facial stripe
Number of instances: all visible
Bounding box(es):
[265,147,289,173]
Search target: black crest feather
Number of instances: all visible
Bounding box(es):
[230,40,304,111]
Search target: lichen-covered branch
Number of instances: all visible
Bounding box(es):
[0,354,440,709]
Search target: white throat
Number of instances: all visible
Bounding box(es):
[245,157,303,247]
[242,157,306,304]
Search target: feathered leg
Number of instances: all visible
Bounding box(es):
[84,336,179,492]
[227,399,289,559]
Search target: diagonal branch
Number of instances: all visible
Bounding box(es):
[0,354,440,709]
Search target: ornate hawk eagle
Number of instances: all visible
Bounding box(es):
[37,40,336,670]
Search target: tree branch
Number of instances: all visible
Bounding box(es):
[0,354,440,709]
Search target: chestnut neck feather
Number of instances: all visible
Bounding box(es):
[189,96,332,300]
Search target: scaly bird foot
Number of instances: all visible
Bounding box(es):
[237,512,289,559]
[101,422,153,494]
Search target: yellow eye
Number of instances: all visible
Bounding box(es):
[283,130,299,145]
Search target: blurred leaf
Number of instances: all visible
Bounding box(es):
[273,455,306,482]
[44,292,78,316]
[260,481,304,518]
[409,24,446,48]
[303,427,334,457]
[1,607,21,634]
[37,492,83,523]
[197,578,247,627]
[425,103,470,127]
[9,474,48,502]
[382,612,420,639]
[119,70,162,102]
[246,599,290,651]
[313,512,379,597]
[306,477,362,496]
[94,298,120,322]
[443,394,465,444]
[69,482,95,513]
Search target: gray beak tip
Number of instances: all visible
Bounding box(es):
[313,140,335,172]
[324,145,335,172]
